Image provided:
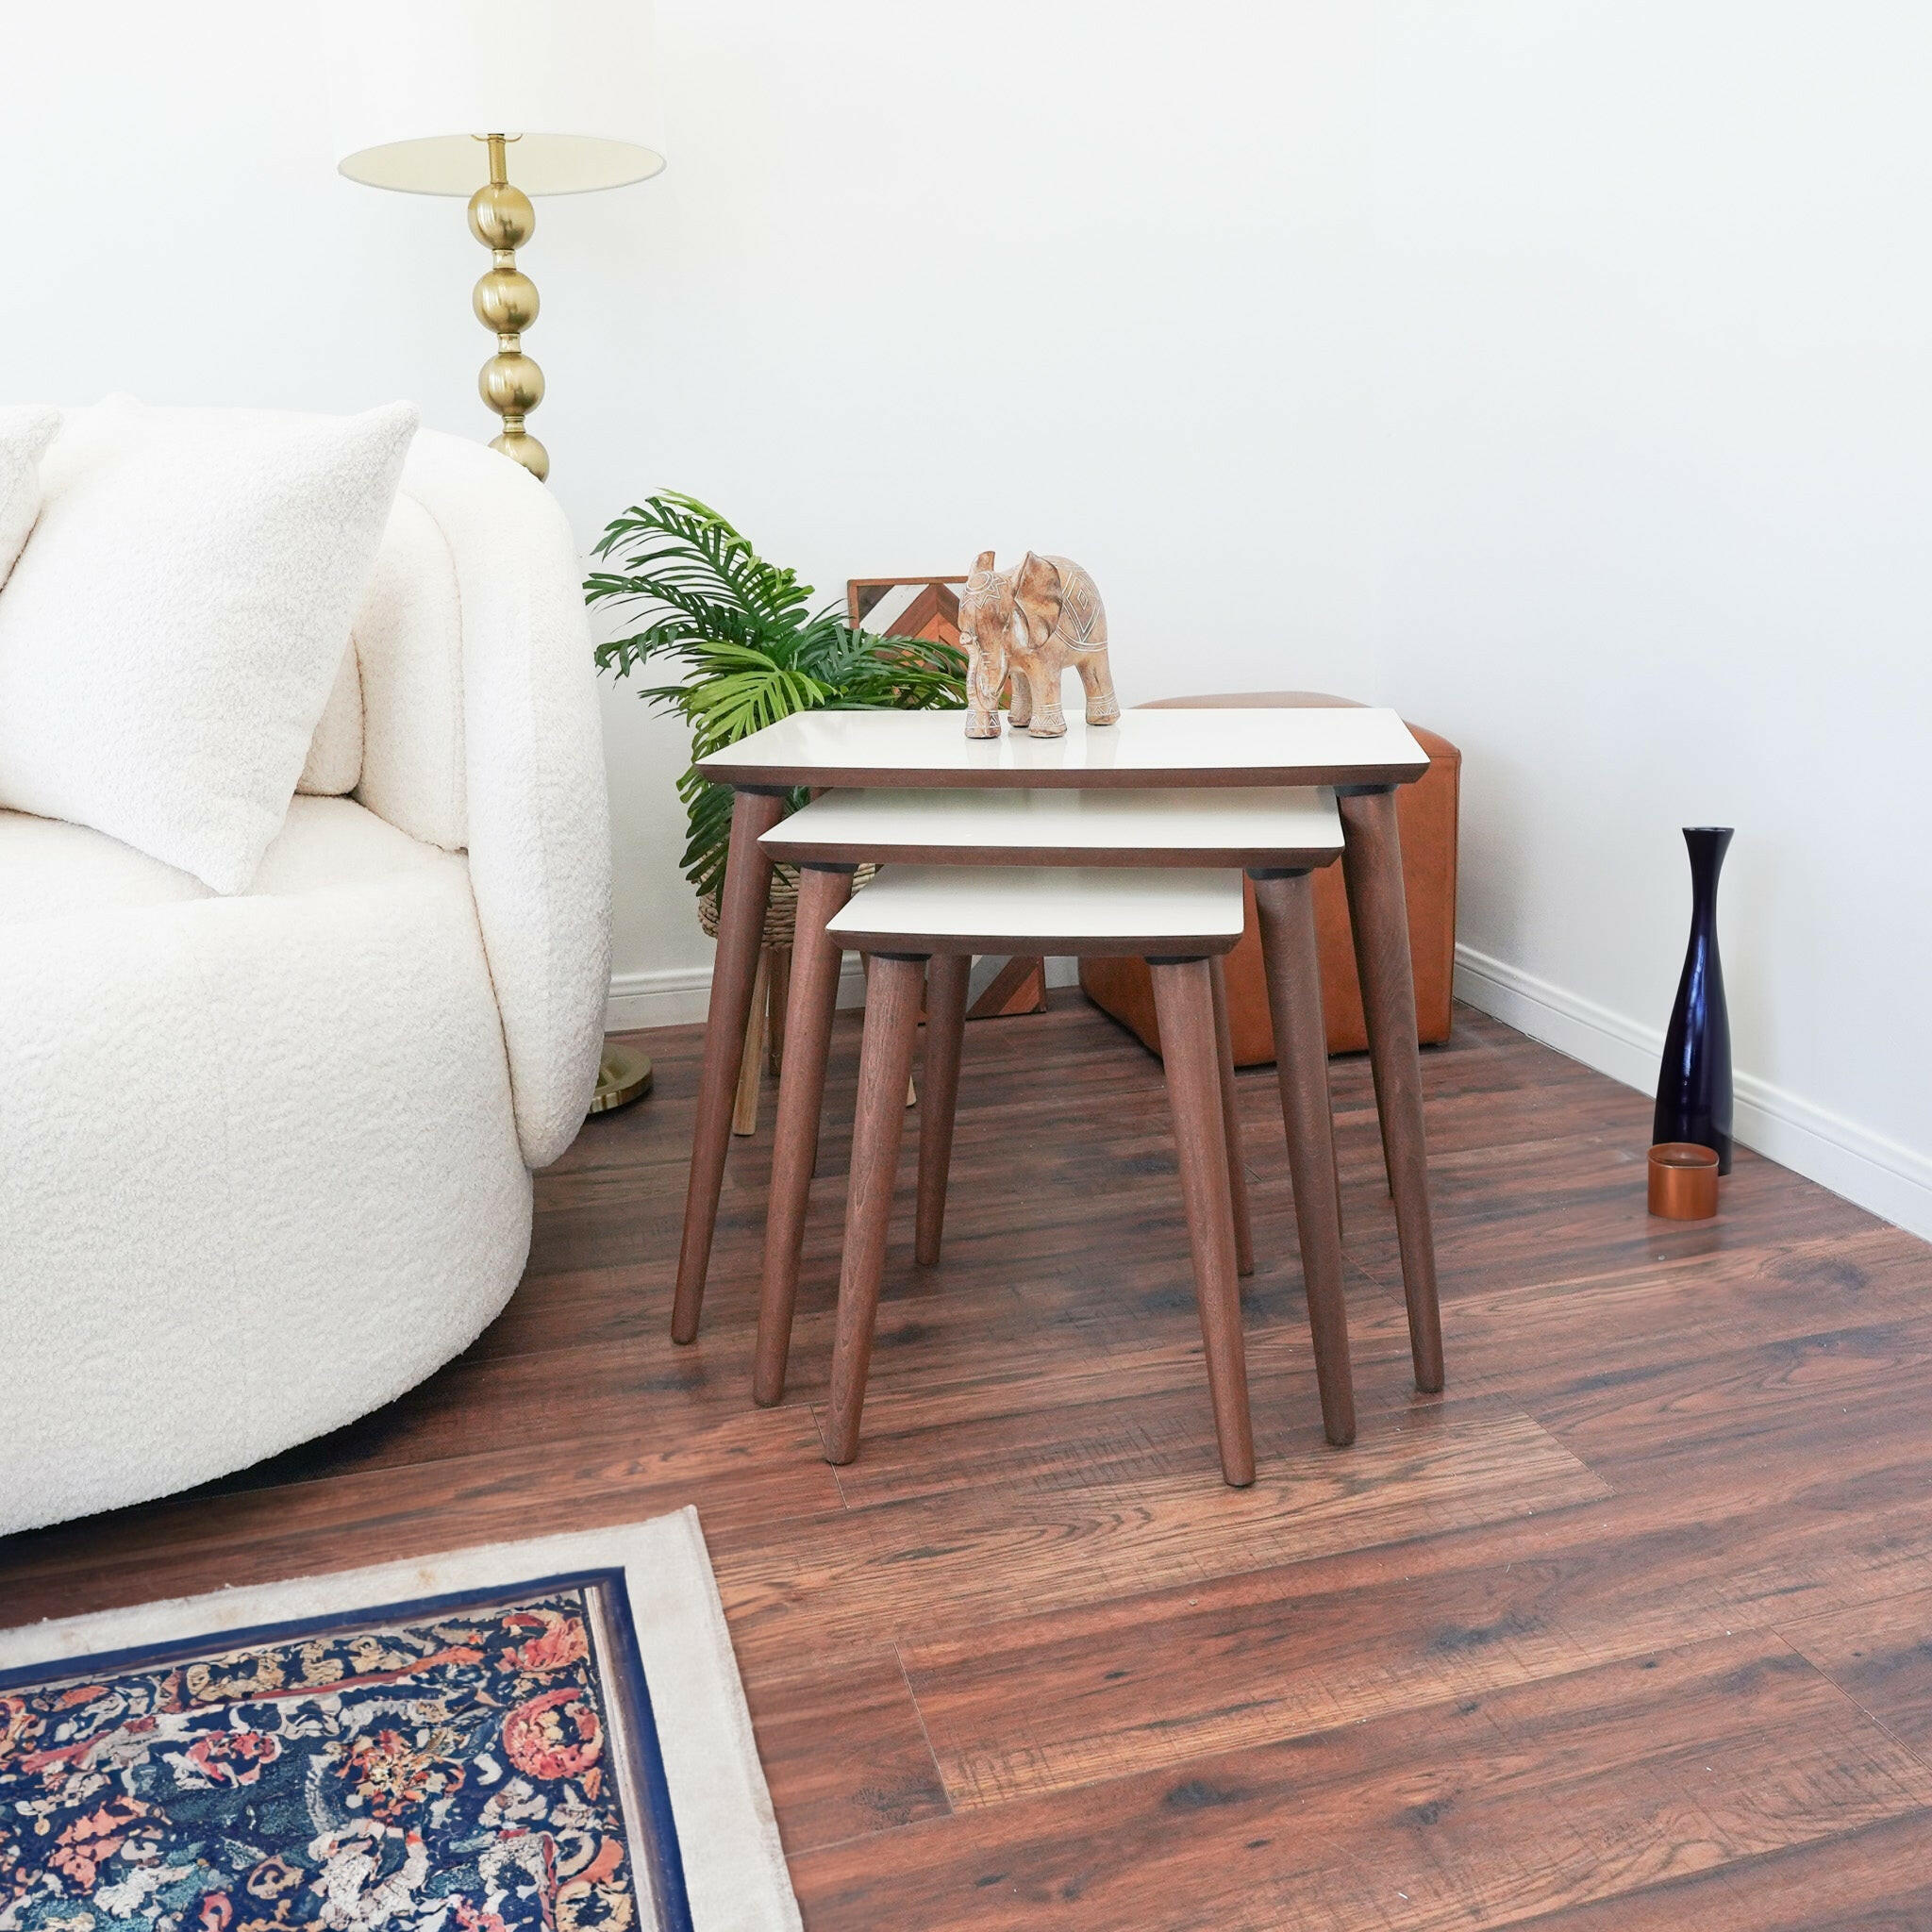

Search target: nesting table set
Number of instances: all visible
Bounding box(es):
[670,707,1444,1486]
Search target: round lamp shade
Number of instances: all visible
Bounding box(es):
[334,0,665,195]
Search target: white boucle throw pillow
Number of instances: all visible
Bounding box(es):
[298,641,364,794]
[0,397,419,891]
[0,406,61,589]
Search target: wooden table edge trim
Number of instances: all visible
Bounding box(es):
[759,836,1346,869]
[824,930,1243,959]
[699,758,1429,791]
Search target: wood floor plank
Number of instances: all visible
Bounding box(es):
[741,1643,951,1854]
[901,1500,1747,1809]
[367,1261,1413,1489]
[908,1448,1932,1801]
[791,1634,1932,1930]
[1526,1319,1932,1499]
[0,1407,841,1621]
[815,1320,1416,1511]
[705,1403,1607,1670]
[1507,1807,1932,1928]
[898,1457,1932,1810]
[1332,1129,1884,1307]
[1340,1223,1932,1385]
[1777,1584,1932,1769]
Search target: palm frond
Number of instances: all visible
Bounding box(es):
[589,493,966,893]
[591,491,813,628]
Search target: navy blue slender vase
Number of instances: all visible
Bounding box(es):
[1653,826,1734,1174]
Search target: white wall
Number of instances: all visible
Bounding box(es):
[1358,2,1932,1234]
[5,0,1380,1011]
[8,2,1929,1231]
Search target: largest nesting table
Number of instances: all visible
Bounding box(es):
[676,707,1444,1402]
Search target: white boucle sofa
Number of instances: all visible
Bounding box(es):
[0,425,611,1535]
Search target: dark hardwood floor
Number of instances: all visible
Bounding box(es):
[8,995,1932,1928]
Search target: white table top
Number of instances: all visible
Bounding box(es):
[761,786,1342,868]
[699,707,1427,791]
[825,864,1246,958]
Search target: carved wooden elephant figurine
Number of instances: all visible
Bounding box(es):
[959,550,1121,739]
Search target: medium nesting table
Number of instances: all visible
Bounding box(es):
[673,708,1445,1405]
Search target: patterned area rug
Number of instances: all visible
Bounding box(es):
[0,1512,798,1932]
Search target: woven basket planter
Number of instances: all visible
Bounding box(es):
[697,864,875,950]
[700,863,884,1136]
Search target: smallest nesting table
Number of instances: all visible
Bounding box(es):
[821,865,1259,1483]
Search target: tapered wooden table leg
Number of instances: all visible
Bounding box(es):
[1208,955,1256,1278]
[1337,787,1445,1393]
[753,863,856,1406]
[1150,958,1256,1488]
[672,787,785,1345]
[824,954,927,1465]
[915,953,972,1267]
[1251,870,1357,1446]
[858,954,918,1107]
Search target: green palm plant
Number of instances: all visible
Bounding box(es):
[588,492,966,903]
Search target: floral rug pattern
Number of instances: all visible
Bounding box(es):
[0,1584,661,1932]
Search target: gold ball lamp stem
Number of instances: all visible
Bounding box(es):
[463,141,646,1112]
[468,134,548,481]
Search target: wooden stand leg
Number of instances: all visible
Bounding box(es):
[967,955,1049,1018]
[1337,789,1445,1394]
[672,788,784,1345]
[731,949,772,1137]
[754,866,858,1405]
[1149,958,1257,1488]
[824,955,927,1465]
[1208,955,1256,1278]
[766,943,791,1076]
[915,954,972,1267]
[1251,871,1357,1447]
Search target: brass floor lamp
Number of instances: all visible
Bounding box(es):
[335,0,665,1112]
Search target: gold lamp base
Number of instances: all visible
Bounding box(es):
[591,1041,653,1115]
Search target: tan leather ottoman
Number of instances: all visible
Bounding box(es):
[1078,692,1460,1061]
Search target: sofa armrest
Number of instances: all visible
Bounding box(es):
[398,431,611,1168]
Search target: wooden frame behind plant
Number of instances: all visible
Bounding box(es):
[841,573,1047,1023]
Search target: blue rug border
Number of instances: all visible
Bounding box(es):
[0,1566,694,1932]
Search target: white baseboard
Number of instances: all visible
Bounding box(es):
[603,964,708,1031]
[604,959,870,1031]
[1454,942,1932,1241]
[613,943,1932,1240]
[605,954,1083,1032]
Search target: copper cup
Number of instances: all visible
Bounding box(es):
[1649,1142,1720,1220]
